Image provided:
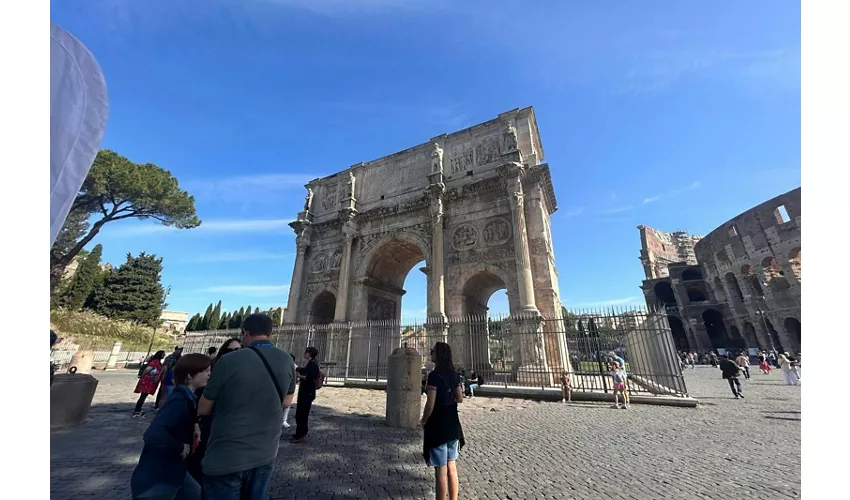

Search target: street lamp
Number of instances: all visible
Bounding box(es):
[146,285,172,358]
[753,298,775,353]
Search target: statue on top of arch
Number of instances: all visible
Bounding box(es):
[430,141,444,175]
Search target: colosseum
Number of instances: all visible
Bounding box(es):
[639,187,800,355]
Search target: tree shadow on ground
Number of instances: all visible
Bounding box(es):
[52,401,434,500]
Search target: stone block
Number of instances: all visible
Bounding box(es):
[51,374,98,428]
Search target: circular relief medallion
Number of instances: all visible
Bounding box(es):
[451,223,479,251]
[482,218,512,246]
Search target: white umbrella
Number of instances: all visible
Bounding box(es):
[50,23,108,247]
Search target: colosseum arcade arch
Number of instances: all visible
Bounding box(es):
[654,281,677,309]
[666,315,689,351]
[783,317,801,352]
[283,107,568,385]
[702,309,731,349]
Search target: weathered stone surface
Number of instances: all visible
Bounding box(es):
[283,107,568,381]
[385,347,422,428]
[51,368,800,499]
[639,188,801,355]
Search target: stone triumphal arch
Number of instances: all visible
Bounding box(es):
[283,107,568,383]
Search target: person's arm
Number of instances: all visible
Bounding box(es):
[454,382,464,403]
[199,358,227,416]
[143,397,189,457]
[282,361,297,409]
[420,388,436,426]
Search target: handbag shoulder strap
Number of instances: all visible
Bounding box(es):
[248,346,284,403]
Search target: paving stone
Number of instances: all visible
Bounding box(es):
[51,367,800,499]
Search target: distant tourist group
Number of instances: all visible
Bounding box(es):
[675,348,800,399]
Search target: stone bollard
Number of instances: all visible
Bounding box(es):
[68,350,94,374]
[105,341,122,370]
[386,346,422,428]
[51,373,99,428]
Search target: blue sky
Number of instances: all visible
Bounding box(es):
[51,0,800,321]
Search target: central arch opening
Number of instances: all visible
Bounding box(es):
[364,237,428,321]
[654,281,677,310]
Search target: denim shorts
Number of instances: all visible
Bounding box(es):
[428,439,459,467]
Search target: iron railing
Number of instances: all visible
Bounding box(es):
[181,307,688,397]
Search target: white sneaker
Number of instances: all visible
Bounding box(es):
[282,422,291,429]
[611,404,621,409]
[561,399,566,403]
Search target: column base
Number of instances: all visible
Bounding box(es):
[516,363,554,387]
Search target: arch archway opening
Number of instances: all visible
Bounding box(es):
[653,281,677,311]
[743,322,758,349]
[308,290,336,365]
[725,272,744,302]
[763,318,785,353]
[363,237,428,322]
[762,256,790,290]
[702,309,730,349]
[667,315,689,351]
[788,248,801,279]
[459,270,511,374]
[783,317,801,352]
[681,267,703,281]
[686,285,708,303]
[712,277,727,303]
[728,325,745,350]
[715,250,731,269]
[742,265,764,297]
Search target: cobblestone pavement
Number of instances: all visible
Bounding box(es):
[51,367,800,499]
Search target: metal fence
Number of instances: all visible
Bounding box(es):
[181,307,688,397]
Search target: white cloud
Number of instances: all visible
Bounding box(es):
[566,297,643,308]
[106,219,296,237]
[197,285,290,296]
[642,181,701,205]
[564,208,584,218]
[601,205,635,215]
[185,173,317,200]
[182,251,294,263]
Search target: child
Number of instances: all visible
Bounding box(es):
[559,371,572,403]
[611,364,629,409]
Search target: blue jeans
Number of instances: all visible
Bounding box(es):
[204,462,274,500]
[135,473,201,500]
[468,383,479,396]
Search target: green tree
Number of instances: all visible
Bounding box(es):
[254,307,260,315]
[218,312,230,330]
[200,303,213,331]
[56,244,104,311]
[269,307,283,326]
[91,252,165,326]
[209,301,222,330]
[49,149,201,295]
[186,313,202,332]
[244,305,253,318]
[230,307,245,329]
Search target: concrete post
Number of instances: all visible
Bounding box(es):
[68,350,94,374]
[105,341,122,370]
[385,347,422,428]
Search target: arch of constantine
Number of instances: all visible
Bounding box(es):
[283,107,568,384]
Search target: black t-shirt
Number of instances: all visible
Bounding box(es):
[427,370,460,407]
[298,358,320,398]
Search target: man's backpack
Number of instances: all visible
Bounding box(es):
[315,369,325,390]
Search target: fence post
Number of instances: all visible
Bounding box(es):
[105,341,122,371]
[344,323,353,383]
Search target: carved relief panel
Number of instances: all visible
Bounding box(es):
[449,143,474,175]
[322,185,338,211]
[367,294,396,321]
[474,135,500,166]
[482,218,512,246]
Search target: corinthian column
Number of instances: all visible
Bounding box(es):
[284,222,311,324]
[425,182,448,340]
[507,175,538,313]
[334,222,357,322]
